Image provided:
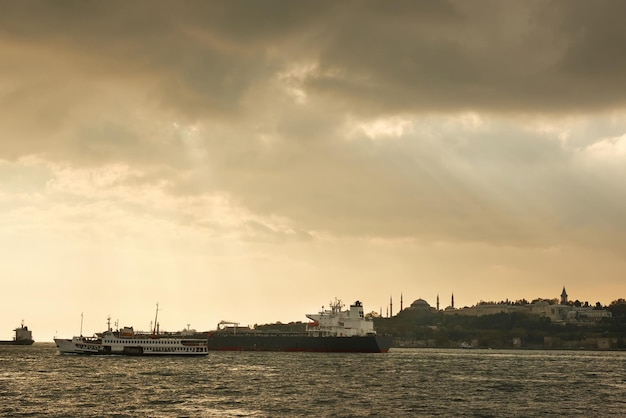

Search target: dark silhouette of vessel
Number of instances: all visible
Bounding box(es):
[0,321,34,345]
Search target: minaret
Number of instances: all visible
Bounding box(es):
[451,293,455,309]
[437,294,440,311]
[400,293,403,311]
[390,295,393,317]
[561,287,568,305]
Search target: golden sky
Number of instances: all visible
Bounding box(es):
[2,1,626,341]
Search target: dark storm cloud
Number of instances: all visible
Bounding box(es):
[307,0,626,114]
[557,2,626,79]
[3,0,626,119]
[0,1,329,119]
[2,0,626,250]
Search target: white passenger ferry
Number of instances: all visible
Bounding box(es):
[55,308,208,356]
[55,328,208,356]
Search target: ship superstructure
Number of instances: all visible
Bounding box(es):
[0,321,35,345]
[305,299,376,337]
[207,298,392,352]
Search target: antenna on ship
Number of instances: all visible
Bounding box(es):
[152,303,159,335]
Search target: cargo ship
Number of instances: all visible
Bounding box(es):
[0,321,34,345]
[207,299,392,353]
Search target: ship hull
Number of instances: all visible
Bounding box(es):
[0,340,34,346]
[54,338,81,354]
[207,333,393,353]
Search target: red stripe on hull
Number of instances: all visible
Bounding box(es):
[206,334,393,353]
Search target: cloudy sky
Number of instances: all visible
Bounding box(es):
[2,1,626,341]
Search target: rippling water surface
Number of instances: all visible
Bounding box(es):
[1,344,625,417]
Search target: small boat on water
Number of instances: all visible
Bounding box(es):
[207,299,393,353]
[54,306,208,356]
[0,321,35,345]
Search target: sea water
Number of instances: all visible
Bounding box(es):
[1,344,625,417]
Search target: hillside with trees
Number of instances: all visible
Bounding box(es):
[372,299,626,349]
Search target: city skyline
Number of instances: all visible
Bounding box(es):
[2,1,626,341]
[381,285,618,318]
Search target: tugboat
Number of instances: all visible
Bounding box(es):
[0,321,35,345]
[207,299,393,352]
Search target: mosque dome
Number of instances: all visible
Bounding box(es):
[410,299,431,309]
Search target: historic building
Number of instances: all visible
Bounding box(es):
[439,286,612,324]
[409,298,435,311]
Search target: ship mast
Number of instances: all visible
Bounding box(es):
[152,303,159,335]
